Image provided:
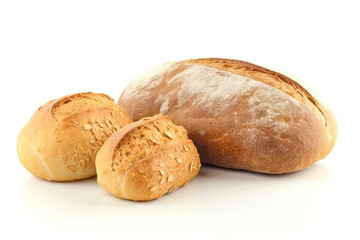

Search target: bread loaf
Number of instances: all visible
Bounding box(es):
[96,114,200,201]
[117,58,337,174]
[17,92,132,181]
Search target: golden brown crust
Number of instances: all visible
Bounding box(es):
[17,92,132,181]
[117,58,337,174]
[96,114,201,201]
[188,58,328,126]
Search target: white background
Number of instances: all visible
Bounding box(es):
[1,0,359,239]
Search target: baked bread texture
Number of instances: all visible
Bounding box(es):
[96,114,200,201]
[117,58,337,174]
[17,92,132,181]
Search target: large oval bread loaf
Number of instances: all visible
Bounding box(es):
[117,58,337,174]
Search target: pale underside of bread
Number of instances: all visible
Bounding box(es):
[17,92,132,181]
[96,115,200,201]
[117,59,337,173]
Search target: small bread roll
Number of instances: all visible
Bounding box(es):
[17,92,132,181]
[96,114,200,201]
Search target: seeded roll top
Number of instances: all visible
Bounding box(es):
[96,114,201,201]
[17,92,132,181]
[111,116,187,173]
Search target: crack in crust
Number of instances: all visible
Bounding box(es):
[111,115,187,175]
[50,92,115,122]
[188,58,328,127]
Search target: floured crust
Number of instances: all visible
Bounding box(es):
[117,58,337,173]
[96,115,201,201]
[188,58,328,126]
[17,92,133,181]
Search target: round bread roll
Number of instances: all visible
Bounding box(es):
[17,92,133,181]
[96,114,201,201]
[117,58,337,174]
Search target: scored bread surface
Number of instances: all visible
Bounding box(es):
[187,58,327,126]
[17,92,133,181]
[96,115,200,201]
[117,58,337,173]
[51,92,116,120]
